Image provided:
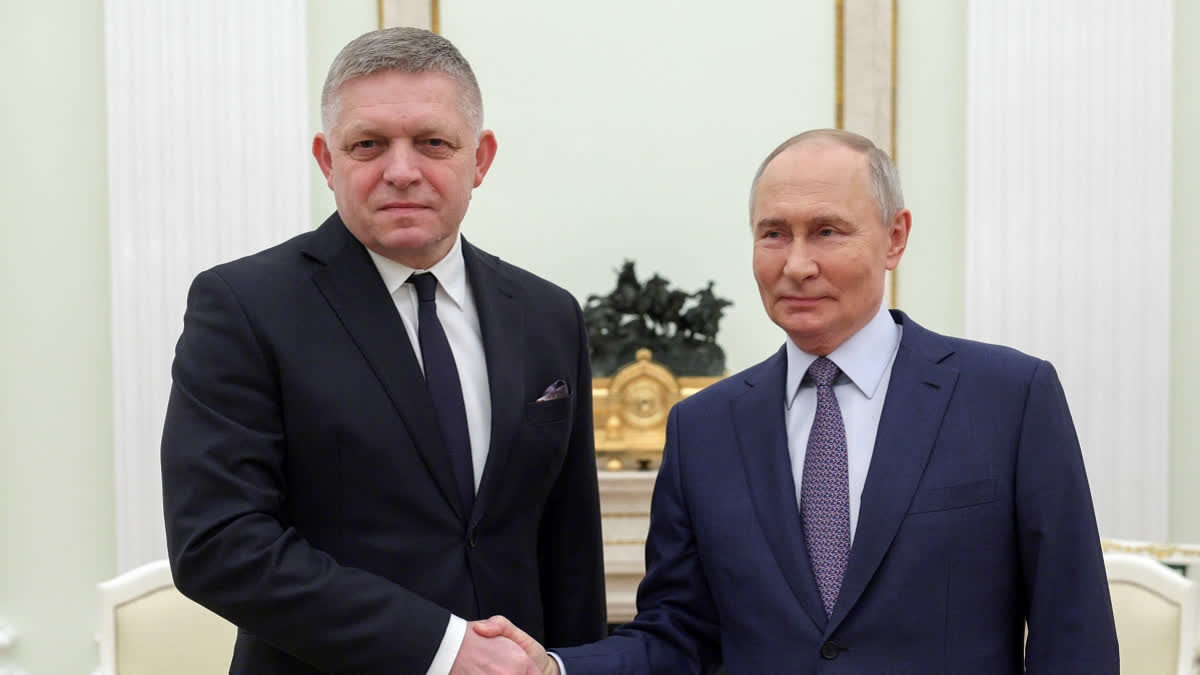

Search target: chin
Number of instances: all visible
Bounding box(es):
[775,312,829,335]
[377,228,441,249]
[787,327,831,343]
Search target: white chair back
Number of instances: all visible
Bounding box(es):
[1105,552,1198,675]
[96,559,237,675]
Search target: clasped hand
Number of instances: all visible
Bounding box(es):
[449,616,557,675]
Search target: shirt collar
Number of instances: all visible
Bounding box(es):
[365,234,468,310]
[785,304,901,409]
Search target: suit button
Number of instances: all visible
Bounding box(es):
[820,641,840,660]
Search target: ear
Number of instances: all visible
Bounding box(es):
[312,133,335,190]
[884,208,912,271]
[472,130,498,187]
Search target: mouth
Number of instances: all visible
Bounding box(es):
[378,202,430,212]
[779,295,826,308]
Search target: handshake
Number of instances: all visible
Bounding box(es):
[450,616,560,675]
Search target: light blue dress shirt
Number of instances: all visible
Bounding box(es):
[784,305,902,544]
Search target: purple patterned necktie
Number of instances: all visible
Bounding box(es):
[800,356,851,616]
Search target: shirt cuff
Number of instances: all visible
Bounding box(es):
[549,651,567,675]
[425,614,467,675]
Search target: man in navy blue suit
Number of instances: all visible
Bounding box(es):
[478,129,1119,673]
[161,28,605,674]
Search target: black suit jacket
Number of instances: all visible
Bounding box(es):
[161,214,607,674]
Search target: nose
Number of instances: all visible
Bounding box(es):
[782,240,818,281]
[381,143,421,188]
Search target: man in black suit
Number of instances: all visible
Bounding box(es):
[161,27,606,675]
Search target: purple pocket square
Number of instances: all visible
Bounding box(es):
[536,380,569,402]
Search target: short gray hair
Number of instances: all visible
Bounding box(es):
[749,129,904,225]
[320,27,483,135]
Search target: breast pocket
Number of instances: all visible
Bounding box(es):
[907,478,998,514]
[517,397,573,482]
[525,396,570,425]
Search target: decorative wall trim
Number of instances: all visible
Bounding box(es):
[378,0,438,31]
[105,0,311,571]
[836,0,897,157]
[836,0,899,307]
[965,0,1173,539]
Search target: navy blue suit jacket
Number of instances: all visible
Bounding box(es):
[161,214,607,674]
[558,310,1118,674]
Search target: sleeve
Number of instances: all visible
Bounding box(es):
[425,616,466,675]
[536,299,609,646]
[161,269,449,674]
[1016,360,1120,674]
[555,404,720,674]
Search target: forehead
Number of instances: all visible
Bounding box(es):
[332,70,470,134]
[752,141,874,221]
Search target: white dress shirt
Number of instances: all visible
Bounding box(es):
[366,234,490,675]
[785,304,902,543]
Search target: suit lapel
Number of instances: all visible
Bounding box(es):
[827,312,958,631]
[461,239,524,528]
[304,215,467,521]
[732,348,828,633]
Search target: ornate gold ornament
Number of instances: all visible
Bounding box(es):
[593,348,722,470]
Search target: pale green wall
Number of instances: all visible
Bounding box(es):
[1169,0,1200,542]
[441,0,834,372]
[308,0,378,229]
[894,0,966,336]
[0,1,115,673]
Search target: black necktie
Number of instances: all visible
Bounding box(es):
[407,272,474,514]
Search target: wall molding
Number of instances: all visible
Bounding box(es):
[378,0,437,31]
[836,0,898,306]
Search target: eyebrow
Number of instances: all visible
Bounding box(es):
[811,214,851,227]
[754,217,789,231]
[338,122,382,138]
[339,121,456,140]
[754,214,851,231]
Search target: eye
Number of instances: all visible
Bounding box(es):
[346,138,386,158]
[758,229,789,245]
[819,227,836,236]
[421,137,456,155]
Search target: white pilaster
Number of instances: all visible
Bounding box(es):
[965,0,1173,539]
[105,0,311,571]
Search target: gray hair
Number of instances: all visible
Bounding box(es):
[320,27,484,135]
[749,129,904,226]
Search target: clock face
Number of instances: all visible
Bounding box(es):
[621,377,668,429]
